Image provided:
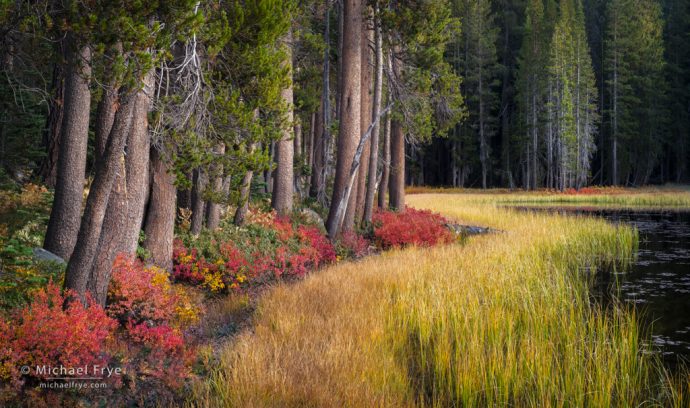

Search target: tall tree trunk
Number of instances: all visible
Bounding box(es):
[293,119,303,197]
[354,15,373,225]
[63,90,136,302]
[388,53,404,211]
[206,143,226,230]
[272,29,295,216]
[39,50,65,189]
[326,0,362,237]
[363,14,383,223]
[378,109,391,209]
[307,111,316,170]
[309,101,326,201]
[234,142,258,226]
[44,40,92,261]
[143,148,177,270]
[310,2,332,206]
[190,169,206,236]
[122,71,153,252]
[85,73,153,305]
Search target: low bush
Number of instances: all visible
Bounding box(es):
[173,213,336,294]
[107,255,200,387]
[372,207,454,249]
[0,284,117,389]
[336,231,371,259]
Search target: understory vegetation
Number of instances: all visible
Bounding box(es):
[189,193,687,407]
[0,184,459,405]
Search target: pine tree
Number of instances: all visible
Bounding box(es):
[605,0,667,185]
[547,0,598,190]
[453,0,502,189]
[516,0,547,189]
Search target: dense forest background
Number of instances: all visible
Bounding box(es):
[415,0,690,188]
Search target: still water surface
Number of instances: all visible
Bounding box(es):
[519,207,690,369]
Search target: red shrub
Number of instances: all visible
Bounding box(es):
[273,216,296,241]
[372,208,454,249]
[339,231,371,258]
[107,255,196,387]
[0,283,117,387]
[108,256,179,325]
[297,225,337,266]
[172,239,204,284]
[123,322,191,387]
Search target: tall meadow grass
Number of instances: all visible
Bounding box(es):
[189,193,684,407]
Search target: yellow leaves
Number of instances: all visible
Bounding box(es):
[203,271,225,293]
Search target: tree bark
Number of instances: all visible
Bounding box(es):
[363,15,383,223]
[309,101,326,201]
[206,143,226,230]
[190,168,206,236]
[293,119,303,197]
[378,108,391,209]
[354,15,373,225]
[272,29,295,216]
[389,118,405,210]
[44,39,92,261]
[143,148,177,271]
[234,144,259,227]
[326,0,362,237]
[63,91,136,302]
[122,71,153,253]
[39,49,65,189]
[388,54,405,211]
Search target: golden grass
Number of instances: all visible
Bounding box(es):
[406,185,690,209]
[189,193,684,407]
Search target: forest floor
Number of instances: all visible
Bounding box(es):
[188,190,689,407]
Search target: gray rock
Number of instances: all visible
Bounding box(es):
[32,248,66,265]
[445,222,496,237]
[300,208,326,230]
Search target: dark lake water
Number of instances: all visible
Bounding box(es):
[518,207,690,369]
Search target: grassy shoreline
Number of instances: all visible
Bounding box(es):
[406,186,690,209]
[190,193,685,407]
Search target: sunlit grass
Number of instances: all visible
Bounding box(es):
[188,193,685,407]
[407,185,690,209]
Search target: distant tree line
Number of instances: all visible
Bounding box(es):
[415,0,689,189]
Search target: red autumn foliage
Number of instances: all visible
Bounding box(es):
[0,283,117,387]
[108,256,179,325]
[172,241,205,284]
[372,207,454,249]
[339,231,371,258]
[296,224,337,266]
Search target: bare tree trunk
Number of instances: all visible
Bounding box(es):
[378,108,391,209]
[206,143,226,230]
[39,50,65,189]
[143,148,177,271]
[122,71,153,252]
[326,0,362,237]
[309,101,326,200]
[328,105,391,238]
[272,29,295,216]
[354,14,373,225]
[190,168,206,236]
[293,119,303,197]
[44,40,92,261]
[363,14,383,224]
[388,53,404,211]
[307,111,315,170]
[63,91,136,302]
